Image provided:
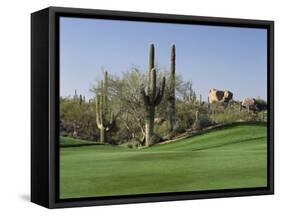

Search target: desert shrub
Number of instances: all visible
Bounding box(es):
[154,120,169,139]
[257,111,267,122]
[151,133,164,144]
[154,100,209,139]
[210,102,261,123]
[109,126,129,145]
[123,140,142,149]
[127,143,134,149]
[193,115,212,130]
[60,97,100,141]
[176,101,209,131]
[255,98,267,111]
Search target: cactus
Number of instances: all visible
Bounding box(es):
[148,44,155,83]
[79,94,83,105]
[96,92,105,143]
[195,110,199,121]
[168,44,176,134]
[199,94,202,105]
[74,89,78,100]
[192,91,196,103]
[140,44,165,146]
[207,102,211,114]
[96,72,115,143]
[187,83,196,103]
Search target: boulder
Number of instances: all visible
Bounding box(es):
[242,97,256,107]
[223,90,233,103]
[242,97,267,112]
[208,88,233,104]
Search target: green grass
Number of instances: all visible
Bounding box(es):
[60,136,101,147]
[60,123,267,199]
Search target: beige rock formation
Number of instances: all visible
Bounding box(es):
[208,88,233,104]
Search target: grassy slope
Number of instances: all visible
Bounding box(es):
[60,123,267,199]
[60,136,100,147]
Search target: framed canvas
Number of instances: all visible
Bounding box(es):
[31,6,274,208]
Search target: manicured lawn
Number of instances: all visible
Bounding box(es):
[60,123,267,199]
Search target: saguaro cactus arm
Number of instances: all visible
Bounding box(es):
[141,69,166,106]
[154,76,166,106]
[148,43,155,83]
[140,85,150,106]
[168,44,176,134]
[150,67,157,102]
[170,44,176,92]
[105,111,116,131]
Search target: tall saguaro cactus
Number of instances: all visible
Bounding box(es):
[96,72,115,143]
[96,90,105,143]
[148,43,155,83]
[79,94,83,106]
[168,44,176,134]
[141,44,166,146]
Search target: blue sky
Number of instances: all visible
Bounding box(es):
[60,17,267,101]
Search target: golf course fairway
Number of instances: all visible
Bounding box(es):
[60,123,267,199]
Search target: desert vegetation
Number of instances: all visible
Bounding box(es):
[60,43,267,148]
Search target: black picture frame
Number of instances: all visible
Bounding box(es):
[31,6,274,208]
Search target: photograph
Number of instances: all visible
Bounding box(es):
[59,16,268,199]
